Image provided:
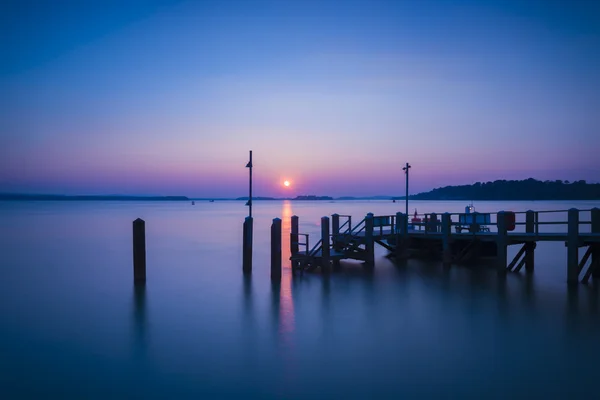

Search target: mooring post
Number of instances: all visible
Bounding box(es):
[321,216,330,273]
[243,216,253,274]
[525,210,535,273]
[133,218,146,283]
[567,208,579,284]
[442,213,451,268]
[592,208,600,279]
[429,212,438,233]
[291,215,299,256]
[271,218,282,280]
[365,213,375,267]
[496,211,507,275]
[395,212,405,259]
[332,213,340,251]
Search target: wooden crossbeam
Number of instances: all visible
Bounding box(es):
[580,246,596,284]
[507,244,527,271]
[578,246,593,273]
[513,256,527,273]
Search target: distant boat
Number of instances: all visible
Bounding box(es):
[192,201,195,205]
[209,199,215,203]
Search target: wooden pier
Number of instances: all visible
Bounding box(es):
[289,208,600,284]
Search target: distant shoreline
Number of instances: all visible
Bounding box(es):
[2,177,599,201]
[0,194,190,201]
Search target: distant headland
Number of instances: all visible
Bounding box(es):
[399,179,600,201]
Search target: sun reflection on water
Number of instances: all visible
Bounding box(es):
[279,200,295,342]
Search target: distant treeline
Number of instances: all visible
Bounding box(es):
[408,179,600,200]
[0,194,190,201]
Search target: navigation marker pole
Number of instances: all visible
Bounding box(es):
[402,162,411,232]
[243,151,253,274]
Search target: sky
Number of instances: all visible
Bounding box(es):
[1,0,599,198]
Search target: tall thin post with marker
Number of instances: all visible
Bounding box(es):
[246,150,253,217]
[402,162,411,231]
[243,151,254,274]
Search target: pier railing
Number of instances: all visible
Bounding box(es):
[410,209,595,234]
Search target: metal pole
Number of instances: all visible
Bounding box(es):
[402,162,411,231]
[246,150,253,217]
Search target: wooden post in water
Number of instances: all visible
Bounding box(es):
[133,218,146,283]
[525,210,535,273]
[592,208,600,279]
[496,211,507,275]
[365,213,375,267]
[395,212,405,259]
[271,218,282,280]
[442,213,451,268]
[291,215,299,256]
[332,213,340,251]
[290,215,299,270]
[321,216,330,273]
[429,212,438,233]
[567,208,579,284]
[243,216,253,274]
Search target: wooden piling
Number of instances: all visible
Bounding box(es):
[442,213,451,268]
[321,216,330,273]
[291,215,299,258]
[271,218,282,280]
[395,212,405,259]
[428,212,438,233]
[496,211,507,275]
[133,218,146,283]
[525,210,535,273]
[332,213,340,251]
[567,208,579,284]
[243,216,253,274]
[365,213,375,267]
[592,208,600,279]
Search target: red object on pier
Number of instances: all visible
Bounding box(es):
[505,211,516,231]
[411,209,422,223]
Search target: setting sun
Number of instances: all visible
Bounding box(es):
[283,180,291,187]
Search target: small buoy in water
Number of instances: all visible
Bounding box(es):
[393,199,396,203]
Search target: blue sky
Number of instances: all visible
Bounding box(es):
[1,0,599,197]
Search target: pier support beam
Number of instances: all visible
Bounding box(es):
[442,213,451,268]
[395,212,407,260]
[271,218,282,280]
[365,213,375,267]
[567,208,579,284]
[428,212,438,233]
[592,208,600,279]
[525,210,535,273]
[133,218,146,283]
[496,211,508,275]
[290,215,299,255]
[321,216,330,273]
[243,216,253,274]
[332,213,340,251]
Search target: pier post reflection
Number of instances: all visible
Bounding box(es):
[268,200,297,389]
[278,200,295,343]
[131,284,147,359]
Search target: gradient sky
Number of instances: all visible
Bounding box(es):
[1,0,599,197]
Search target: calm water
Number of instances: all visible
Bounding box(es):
[1,200,599,399]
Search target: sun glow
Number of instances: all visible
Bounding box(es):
[283,180,291,187]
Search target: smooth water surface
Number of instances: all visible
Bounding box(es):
[1,200,599,399]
